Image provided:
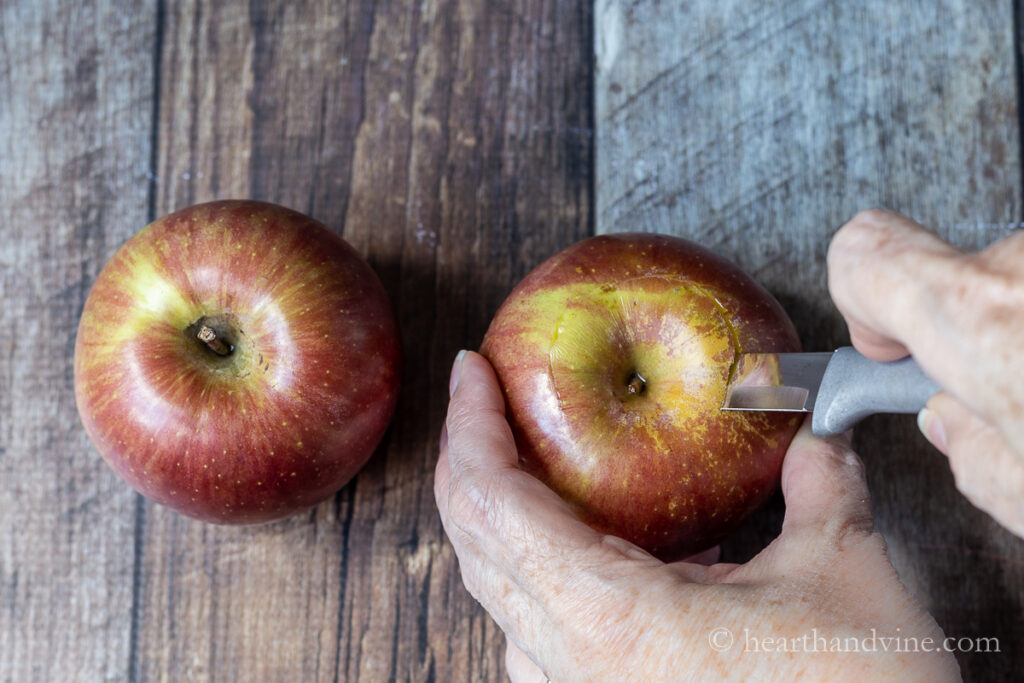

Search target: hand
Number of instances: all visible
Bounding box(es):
[829,209,1024,537]
[435,351,958,682]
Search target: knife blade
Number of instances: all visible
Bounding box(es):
[721,347,941,437]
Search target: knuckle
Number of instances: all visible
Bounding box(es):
[446,466,509,538]
[953,252,1024,313]
[797,497,877,555]
[814,437,865,476]
[445,469,486,528]
[445,400,480,437]
[833,208,915,255]
[940,255,1024,406]
[850,207,894,227]
[828,510,879,550]
[445,401,511,451]
[837,208,893,243]
[829,210,898,272]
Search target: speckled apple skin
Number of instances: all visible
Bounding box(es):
[74,200,401,523]
[480,233,801,560]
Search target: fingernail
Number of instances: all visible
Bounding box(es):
[449,349,467,397]
[917,407,947,452]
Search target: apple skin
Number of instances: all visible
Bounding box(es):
[480,233,801,560]
[74,200,401,524]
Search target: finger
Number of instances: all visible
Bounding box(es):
[726,419,877,583]
[435,355,545,629]
[438,349,552,558]
[444,350,519,474]
[828,209,1024,432]
[505,639,549,683]
[828,209,961,360]
[441,350,598,549]
[778,418,874,544]
[436,402,552,647]
[920,393,1024,538]
[437,351,676,677]
[843,318,910,362]
[439,351,628,594]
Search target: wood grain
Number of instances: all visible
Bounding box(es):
[137,1,593,682]
[596,0,1023,680]
[15,0,1023,680]
[0,0,592,680]
[0,1,157,681]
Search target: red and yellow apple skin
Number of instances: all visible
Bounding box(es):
[74,200,400,524]
[480,233,801,560]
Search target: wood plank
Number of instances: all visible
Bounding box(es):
[596,0,1023,680]
[137,3,361,680]
[0,1,157,681]
[135,1,592,681]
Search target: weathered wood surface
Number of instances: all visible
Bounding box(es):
[0,1,157,680]
[7,0,1023,680]
[1,0,591,681]
[596,0,1023,680]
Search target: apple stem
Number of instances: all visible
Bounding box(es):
[197,325,233,356]
[626,372,646,396]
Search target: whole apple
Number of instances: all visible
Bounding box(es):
[74,200,401,523]
[480,233,801,560]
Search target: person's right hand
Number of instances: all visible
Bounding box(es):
[828,209,1024,537]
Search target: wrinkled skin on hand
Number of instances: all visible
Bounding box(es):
[829,209,1024,538]
[435,351,958,682]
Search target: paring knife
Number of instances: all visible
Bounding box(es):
[721,347,941,437]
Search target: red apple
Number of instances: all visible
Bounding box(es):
[480,233,801,560]
[74,200,401,523]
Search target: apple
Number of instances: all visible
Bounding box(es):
[480,233,801,560]
[74,200,401,523]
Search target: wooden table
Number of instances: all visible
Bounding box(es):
[1,1,1020,681]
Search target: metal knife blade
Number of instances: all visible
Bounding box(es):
[721,347,941,437]
[722,351,832,412]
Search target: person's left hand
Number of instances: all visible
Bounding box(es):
[435,351,959,682]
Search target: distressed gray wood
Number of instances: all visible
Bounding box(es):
[596,1,1023,680]
[0,1,157,681]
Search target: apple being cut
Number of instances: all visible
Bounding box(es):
[74,200,401,524]
[480,233,801,560]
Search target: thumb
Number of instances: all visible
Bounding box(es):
[435,351,609,583]
[444,349,520,474]
[434,349,521,527]
[919,393,1024,538]
[732,418,878,583]
[779,418,874,542]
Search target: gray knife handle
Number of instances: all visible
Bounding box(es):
[811,347,942,437]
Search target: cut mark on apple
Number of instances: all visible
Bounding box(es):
[546,276,738,443]
[689,283,743,391]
